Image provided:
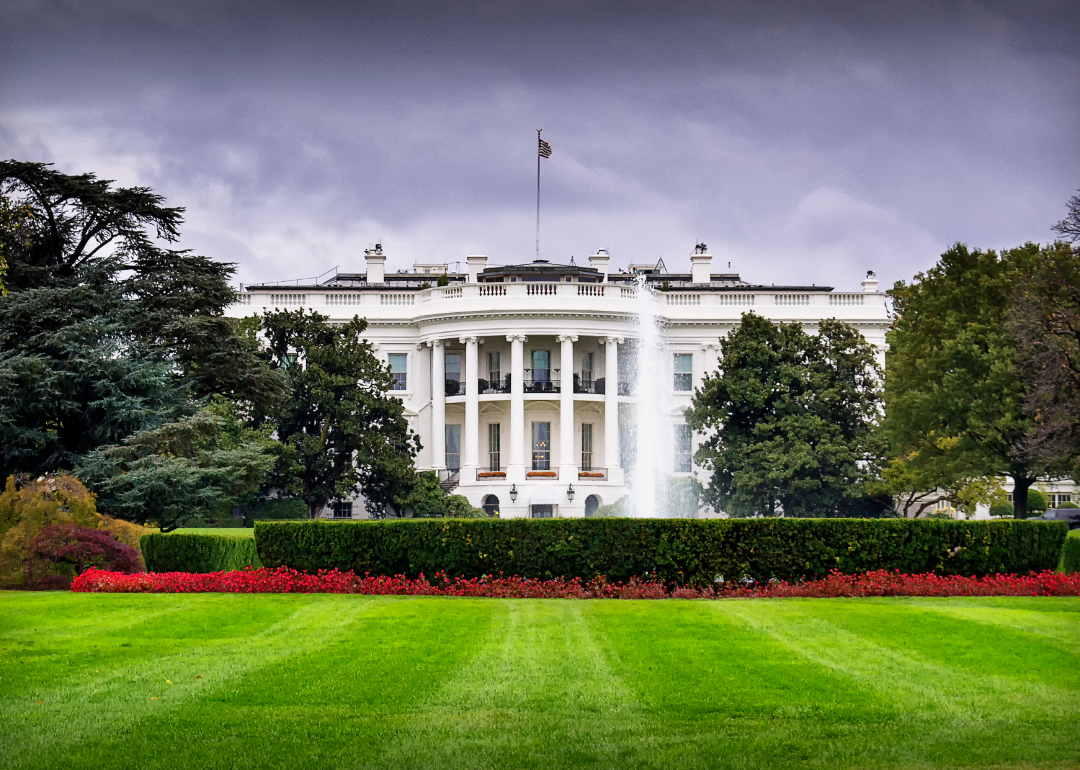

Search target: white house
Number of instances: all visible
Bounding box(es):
[227,245,890,519]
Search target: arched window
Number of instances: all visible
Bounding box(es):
[584,495,601,517]
[483,495,500,518]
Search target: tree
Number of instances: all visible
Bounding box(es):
[687,313,883,517]
[261,310,420,519]
[0,161,285,477]
[1052,190,1080,243]
[1008,240,1080,480]
[883,243,1044,518]
[76,401,279,532]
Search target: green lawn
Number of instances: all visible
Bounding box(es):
[2,594,1078,769]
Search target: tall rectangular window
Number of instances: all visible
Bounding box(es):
[388,353,407,390]
[531,422,551,470]
[445,353,462,396]
[674,424,692,472]
[674,353,693,392]
[581,423,593,471]
[488,423,501,472]
[446,424,461,472]
[579,352,594,392]
[531,350,550,382]
[488,351,501,392]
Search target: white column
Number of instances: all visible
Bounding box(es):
[558,335,577,481]
[431,340,446,470]
[605,337,623,485]
[462,336,479,478]
[507,334,526,482]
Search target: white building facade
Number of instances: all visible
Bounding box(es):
[228,247,890,519]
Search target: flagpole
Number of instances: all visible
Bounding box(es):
[536,129,542,260]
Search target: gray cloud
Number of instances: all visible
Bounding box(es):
[1,0,1077,290]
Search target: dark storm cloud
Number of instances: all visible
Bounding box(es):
[1,1,1077,288]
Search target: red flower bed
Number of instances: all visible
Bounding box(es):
[71,567,1080,599]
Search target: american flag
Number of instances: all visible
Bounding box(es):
[538,139,552,158]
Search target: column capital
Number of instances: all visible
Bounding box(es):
[556,335,578,343]
[506,334,527,343]
[603,336,624,345]
[701,342,720,351]
[458,336,478,345]
[427,339,444,348]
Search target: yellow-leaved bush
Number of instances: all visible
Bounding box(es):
[0,474,150,585]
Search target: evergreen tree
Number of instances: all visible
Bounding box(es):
[687,314,883,517]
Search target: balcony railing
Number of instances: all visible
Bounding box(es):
[524,368,560,393]
[477,378,511,394]
[573,376,606,394]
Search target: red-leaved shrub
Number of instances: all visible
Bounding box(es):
[71,566,1080,599]
[26,524,144,589]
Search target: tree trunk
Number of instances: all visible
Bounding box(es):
[1012,475,1034,519]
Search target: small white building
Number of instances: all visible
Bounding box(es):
[228,246,889,519]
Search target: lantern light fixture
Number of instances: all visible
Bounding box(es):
[509,484,518,503]
[567,484,575,502]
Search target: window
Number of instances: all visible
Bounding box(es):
[483,495,500,517]
[1049,493,1072,508]
[581,423,594,471]
[674,354,693,392]
[331,501,353,519]
[674,424,692,472]
[446,425,461,472]
[580,352,594,392]
[488,351,501,392]
[445,353,461,396]
[531,350,550,383]
[532,422,551,470]
[488,423,501,472]
[388,353,407,390]
[531,504,554,518]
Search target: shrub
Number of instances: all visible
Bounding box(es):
[254,518,1067,586]
[243,498,306,526]
[1058,502,1079,509]
[990,502,1014,518]
[1062,537,1080,574]
[24,524,143,589]
[141,533,261,573]
[1026,489,1049,517]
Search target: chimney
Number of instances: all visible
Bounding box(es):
[861,270,879,293]
[589,249,611,282]
[365,244,386,284]
[467,254,488,283]
[691,243,712,285]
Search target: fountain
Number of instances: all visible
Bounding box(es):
[627,275,672,518]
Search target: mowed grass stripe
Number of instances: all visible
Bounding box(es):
[0,595,395,768]
[364,600,652,770]
[715,600,1080,718]
[909,599,1080,656]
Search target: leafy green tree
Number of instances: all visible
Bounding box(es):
[883,243,1044,518]
[687,313,883,517]
[261,309,420,519]
[1008,240,1080,481]
[76,400,279,532]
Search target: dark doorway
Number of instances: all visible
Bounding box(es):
[531,504,554,519]
[483,495,500,518]
[584,495,601,517]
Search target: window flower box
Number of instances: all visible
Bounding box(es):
[527,471,557,478]
[578,471,605,478]
[477,471,506,478]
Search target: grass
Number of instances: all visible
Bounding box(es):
[166,527,254,537]
[1,594,1078,770]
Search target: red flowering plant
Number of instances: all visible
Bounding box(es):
[71,566,1080,599]
[26,524,144,589]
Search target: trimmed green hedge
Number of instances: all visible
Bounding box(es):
[141,533,262,573]
[1062,536,1080,574]
[254,518,1068,585]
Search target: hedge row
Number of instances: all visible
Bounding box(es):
[1063,536,1080,574]
[141,533,262,573]
[253,518,1067,585]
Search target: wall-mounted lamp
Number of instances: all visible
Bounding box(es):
[509,484,518,503]
[566,484,575,502]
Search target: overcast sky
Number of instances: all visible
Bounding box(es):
[1,0,1077,290]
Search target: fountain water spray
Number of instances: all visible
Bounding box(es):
[627,275,672,518]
